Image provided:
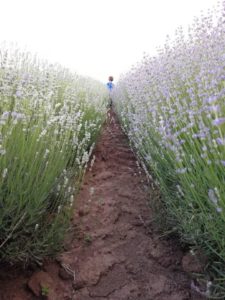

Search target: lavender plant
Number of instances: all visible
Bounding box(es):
[0,46,107,264]
[114,1,225,297]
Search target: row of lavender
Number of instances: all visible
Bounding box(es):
[114,2,225,297]
[0,46,107,264]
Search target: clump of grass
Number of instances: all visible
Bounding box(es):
[41,285,49,297]
[84,234,92,245]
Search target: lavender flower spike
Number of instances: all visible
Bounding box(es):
[15,90,22,98]
[212,118,225,126]
[216,138,225,145]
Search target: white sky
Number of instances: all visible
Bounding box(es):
[0,0,219,82]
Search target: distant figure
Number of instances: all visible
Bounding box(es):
[107,76,114,107]
[107,76,114,91]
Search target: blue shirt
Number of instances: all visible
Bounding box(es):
[107,82,114,91]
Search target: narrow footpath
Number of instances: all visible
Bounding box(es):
[0,110,203,300]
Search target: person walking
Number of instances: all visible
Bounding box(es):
[106,76,114,108]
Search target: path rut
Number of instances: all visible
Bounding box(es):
[59,110,202,300]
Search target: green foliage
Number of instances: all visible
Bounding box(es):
[41,285,49,296]
[114,4,225,297]
[84,233,92,245]
[0,46,107,264]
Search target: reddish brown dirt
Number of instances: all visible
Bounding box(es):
[0,110,204,300]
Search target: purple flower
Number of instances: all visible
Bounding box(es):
[179,139,185,145]
[212,118,225,126]
[205,95,217,103]
[15,90,22,98]
[208,105,220,112]
[216,207,222,213]
[216,138,225,145]
[192,132,206,138]
[2,111,10,119]
[11,112,25,120]
[220,160,225,166]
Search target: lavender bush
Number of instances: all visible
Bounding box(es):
[114,1,225,297]
[0,46,107,264]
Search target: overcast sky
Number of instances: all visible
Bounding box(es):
[0,0,218,82]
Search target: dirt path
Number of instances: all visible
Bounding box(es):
[0,110,203,300]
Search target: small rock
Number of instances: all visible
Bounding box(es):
[27,271,57,300]
[59,267,74,280]
[159,256,173,268]
[63,295,72,300]
[78,209,85,217]
[182,251,206,274]
[132,220,143,227]
[73,279,86,290]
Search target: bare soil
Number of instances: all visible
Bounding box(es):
[0,110,204,300]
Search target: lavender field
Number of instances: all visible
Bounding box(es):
[114,1,225,297]
[1,1,225,298]
[0,46,107,263]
